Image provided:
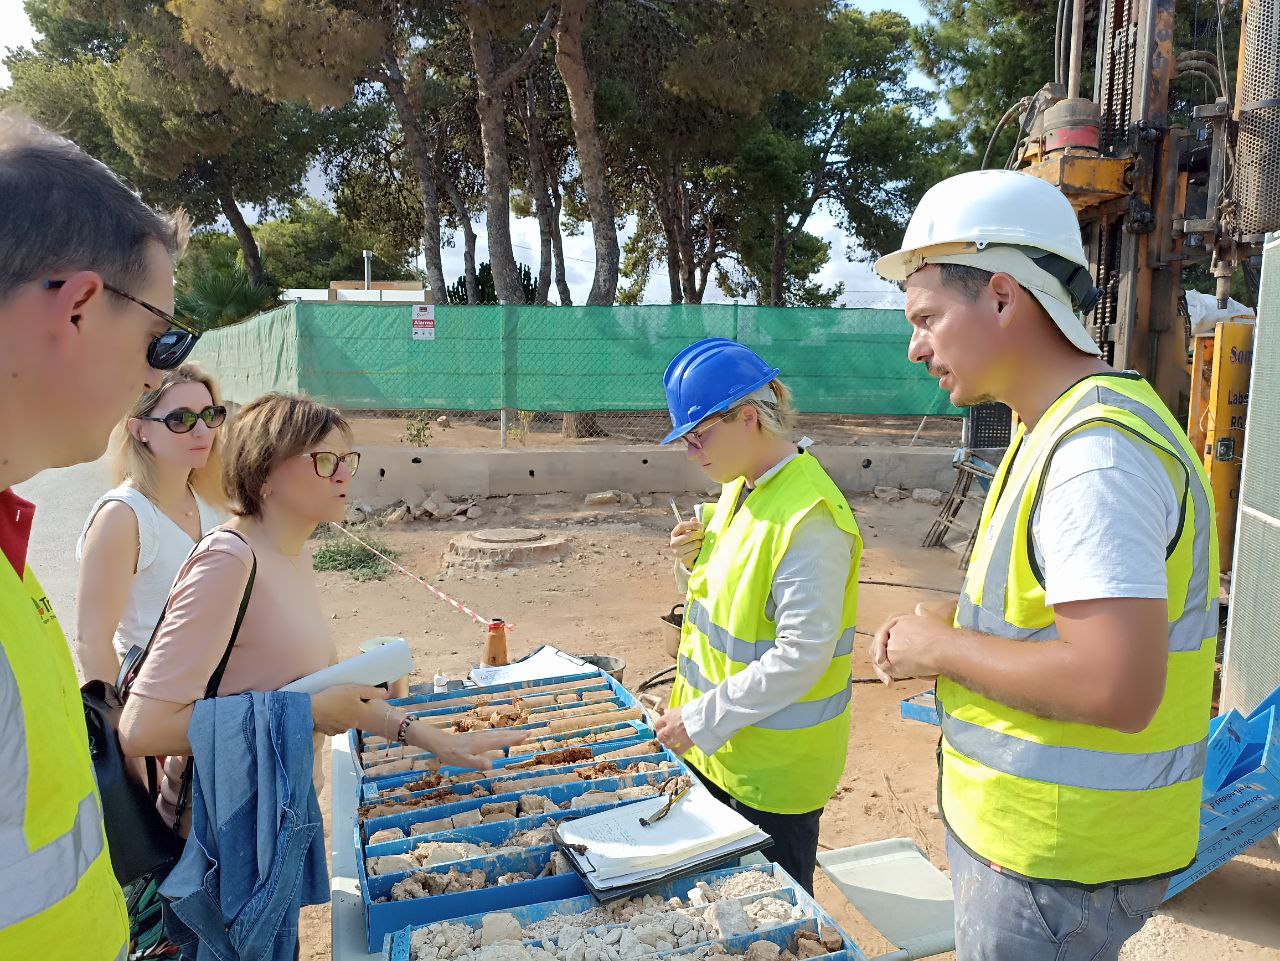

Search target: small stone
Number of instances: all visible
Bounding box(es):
[796,939,827,960]
[745,943,782,961]
[436,415,451,427]
[467,505,483,519]
[479,912,523,946]
[874,486,906,502]
[819,927,844,952]
[911,487,946,506]
[619,492,638,508]
[385,505,413,525]
[585,490,622,506]
[639,496,654,508]
[344,505,368,525]
[706,899,750,938]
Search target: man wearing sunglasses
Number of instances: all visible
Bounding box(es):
[0,112,194,960]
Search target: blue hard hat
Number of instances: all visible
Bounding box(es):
[660,338,781,445]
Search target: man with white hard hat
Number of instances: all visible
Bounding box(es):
[870,169,1218,961]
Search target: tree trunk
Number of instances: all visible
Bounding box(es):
[549,180,572,305]
[465,5,556,306]
[520,76,553,305]
[769,211,787,306]
[654,165,684,304]
[562,412,601,438]
[661,219,684,303]
[675,179,697,304]
[443,178,480,304]
[217,181,264,288]
[554,0,618,306]
[468,27,523,304]
[381,52,447,303]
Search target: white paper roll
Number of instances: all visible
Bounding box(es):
[281,637,414,694]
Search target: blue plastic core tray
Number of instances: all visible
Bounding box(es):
[353,669,689,952]
[382,861,868,961]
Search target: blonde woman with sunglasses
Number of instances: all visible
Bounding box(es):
[655,339,863,895]
[76,363,229,684]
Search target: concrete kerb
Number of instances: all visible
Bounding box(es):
[349,444,956,509]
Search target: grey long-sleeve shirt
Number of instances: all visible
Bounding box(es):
[675,454,857,755]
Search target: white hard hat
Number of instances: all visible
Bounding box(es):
[876,169,1102,356]
[877,170,1090,279]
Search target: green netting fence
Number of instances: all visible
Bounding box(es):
[191,302,957,423]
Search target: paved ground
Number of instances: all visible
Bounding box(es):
[15,457,110,625]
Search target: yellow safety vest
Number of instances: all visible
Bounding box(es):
[669,452,862,814]
[940,373,1218,885]
[0,562,128,959]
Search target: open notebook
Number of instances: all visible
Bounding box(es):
[555,783,772,896]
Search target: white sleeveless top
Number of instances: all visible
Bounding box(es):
[76,484,223,657]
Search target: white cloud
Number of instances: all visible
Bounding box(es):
[0,0,36,87]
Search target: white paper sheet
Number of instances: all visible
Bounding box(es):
[565,829,773,890]
[468,645,598,686]
[558,784,761,880]
[281,638,414,694]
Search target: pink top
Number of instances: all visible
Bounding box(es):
[129,527,335,830]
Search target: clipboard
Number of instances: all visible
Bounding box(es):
[550,787,774,901]
[554,821,773,901]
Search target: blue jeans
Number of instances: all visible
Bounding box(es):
[947,832,1166,961]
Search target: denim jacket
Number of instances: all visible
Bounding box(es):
[160,692,328,961]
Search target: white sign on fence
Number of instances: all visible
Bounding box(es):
[411,303,435,341]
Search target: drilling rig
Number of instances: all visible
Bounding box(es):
[995,0,1279,572]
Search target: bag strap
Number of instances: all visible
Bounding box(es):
[173,528,257,830]
[201,528,257,699]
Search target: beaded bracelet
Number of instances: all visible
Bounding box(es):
[395,715,415,745]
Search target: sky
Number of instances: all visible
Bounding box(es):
[0,0,931,306]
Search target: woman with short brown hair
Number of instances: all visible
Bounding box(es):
[120,392,518,834]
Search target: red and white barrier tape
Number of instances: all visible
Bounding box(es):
[327,522,513,630]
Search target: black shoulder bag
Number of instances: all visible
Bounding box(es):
[83,528,257,885]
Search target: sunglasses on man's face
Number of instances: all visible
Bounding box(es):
[44,278,200,370]
[305,451,361,479]
[139,405,227,434]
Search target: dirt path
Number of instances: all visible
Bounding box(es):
[299,493,1280,961]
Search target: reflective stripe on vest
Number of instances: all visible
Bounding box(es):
[677,654,854,730]
[0,790,105,927]
[940,706,1208,792]
[943,373,1217,884]
[685,599,857,661]
[0,563,128,958]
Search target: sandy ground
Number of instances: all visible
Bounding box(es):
[348,412,966,450]
[297,492,1280,961]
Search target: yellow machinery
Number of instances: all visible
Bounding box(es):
[998,0,1278,582]
[1187,322,1255,572]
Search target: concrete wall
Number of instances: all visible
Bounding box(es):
[350,444,956,508]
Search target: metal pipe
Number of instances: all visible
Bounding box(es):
[1068,0,1087,99]
[500,408,508,449]
[363,249,372,290]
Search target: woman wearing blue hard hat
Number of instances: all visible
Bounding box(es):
[655,337,863,893]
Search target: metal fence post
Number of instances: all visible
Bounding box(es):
[500,409,508,449]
